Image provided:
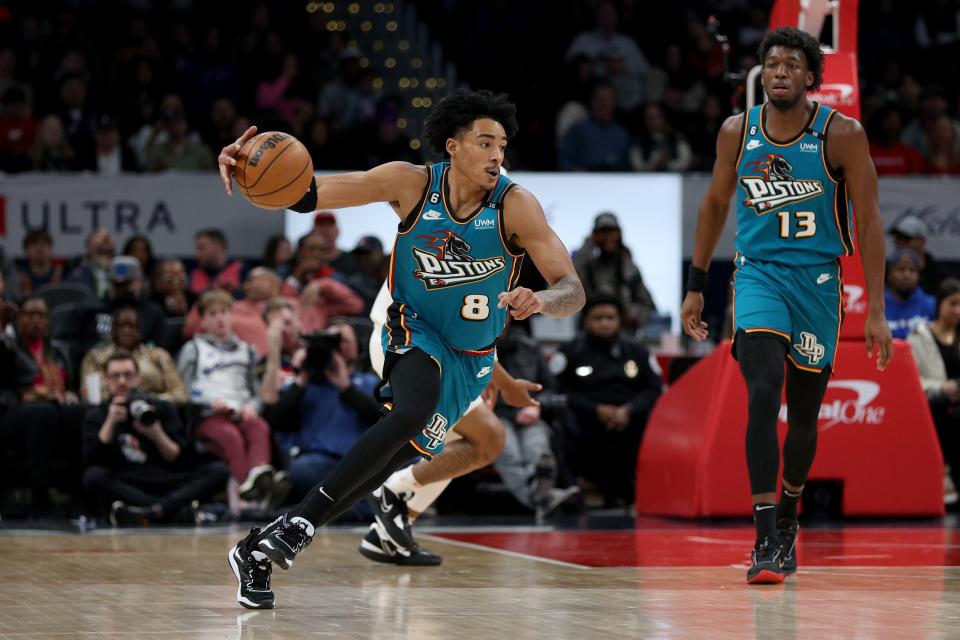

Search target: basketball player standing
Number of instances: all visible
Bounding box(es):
[682,28,893,584]
[219,89,585,608]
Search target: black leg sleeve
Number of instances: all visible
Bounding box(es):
[782,363,831,488]
[736,331,788,496]
[290,348,441,525]
[319,443,419,526]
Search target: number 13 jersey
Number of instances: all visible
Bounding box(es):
[735,102,854,266]
[388,161,525,352]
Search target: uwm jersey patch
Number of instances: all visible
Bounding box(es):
[740,154,824,213]
[412,231,506,290]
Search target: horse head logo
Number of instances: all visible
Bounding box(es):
[443,234,473,261]
[768,155,794,181]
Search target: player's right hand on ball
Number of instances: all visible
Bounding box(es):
[218,125,258,195]
[681,291,708,342]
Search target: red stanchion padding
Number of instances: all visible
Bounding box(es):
[839,254,868,340]
[636,340,944,517]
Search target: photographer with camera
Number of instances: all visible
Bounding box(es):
[82,351,229,525]
[263,319,381,520]
[178,290,278,515]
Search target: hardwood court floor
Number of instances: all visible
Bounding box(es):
[2,521,959,639]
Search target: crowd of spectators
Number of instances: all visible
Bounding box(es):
[3,2,960,175]
[0,208,669,521]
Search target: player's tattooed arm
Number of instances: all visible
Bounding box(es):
[536,274,586,316]
[500,187,585,319]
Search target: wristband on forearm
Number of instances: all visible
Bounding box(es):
[686,265,708,293]
[288,176,318,213]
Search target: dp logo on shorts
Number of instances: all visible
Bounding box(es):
[794,331,825,365]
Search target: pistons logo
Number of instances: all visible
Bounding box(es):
[412,230,505,290]
[740,154,824,213]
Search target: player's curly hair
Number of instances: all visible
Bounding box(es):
[423,89,519,155]
[757,27,824,91]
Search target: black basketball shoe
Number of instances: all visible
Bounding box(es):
[746,536,785,584]
[367,487,415,550]
[777,518,799,575]
[256,513,314,570]
[358,523,443,566]
[228,528,274,609]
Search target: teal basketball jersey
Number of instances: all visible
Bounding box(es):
[735,102,854,265]
[388,162,525,352]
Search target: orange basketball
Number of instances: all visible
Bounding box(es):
[235,131,314,210]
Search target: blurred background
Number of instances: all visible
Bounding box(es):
[0,0,959,525]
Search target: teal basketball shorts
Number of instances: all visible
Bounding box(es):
[730,253,844,372]
[380,309,494,457]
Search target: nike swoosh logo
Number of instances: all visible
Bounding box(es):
[746,140,763,150]
[755,505,775,511]
[817,274,832,284]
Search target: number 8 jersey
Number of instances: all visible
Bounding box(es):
[735,102,854,265]
[387,161,525,352]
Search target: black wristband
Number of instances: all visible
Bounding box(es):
[686,265,708,293]
[288,176,318,213]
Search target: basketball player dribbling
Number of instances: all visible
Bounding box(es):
[682,27,893,584]
[218,89,585,608]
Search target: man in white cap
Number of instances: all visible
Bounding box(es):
[889,215,942,294]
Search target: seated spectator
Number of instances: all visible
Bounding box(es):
[889,216,942,295]
[901,88,960,157]
[630,103,693,172]
[313,211,359,277]
[263,321,380,519]
[492,326,580,516]
[564,0,650,89]
[555,294,662,507]
[345,236,388,315]
[15,228,64,297]
[558,82,632,172]
[869,105,924,175]
[261,234,293,279]
[149,259,196,318]
[177,290,278,514]
[183,267,281,355]
[57,73,96,171]
[60,256,166,359]
[29,115,76,172]
[907,278,960,504]
[122,234,156,286]
[3,296,84,513]
[0,85,37,173]
[144,103,213,171]
[66,227,115,299]
[259,297,303,405]
[885,249,936,339]
[923,114,960,175]
[573,212,656,330]
[282,234,364,331]
[188,228,244,296]
[81,351,229,525]
[282,234,335,295]
[80,305,187,404]
[93,114,136,174]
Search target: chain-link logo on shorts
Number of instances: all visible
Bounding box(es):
[794,331,825,365]
[422,413,449,450]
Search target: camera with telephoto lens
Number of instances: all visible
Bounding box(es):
[127,391,158,426]
[301,330,342,384]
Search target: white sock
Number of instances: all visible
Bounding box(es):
[407,478,452,515]
[384,465,423,497]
